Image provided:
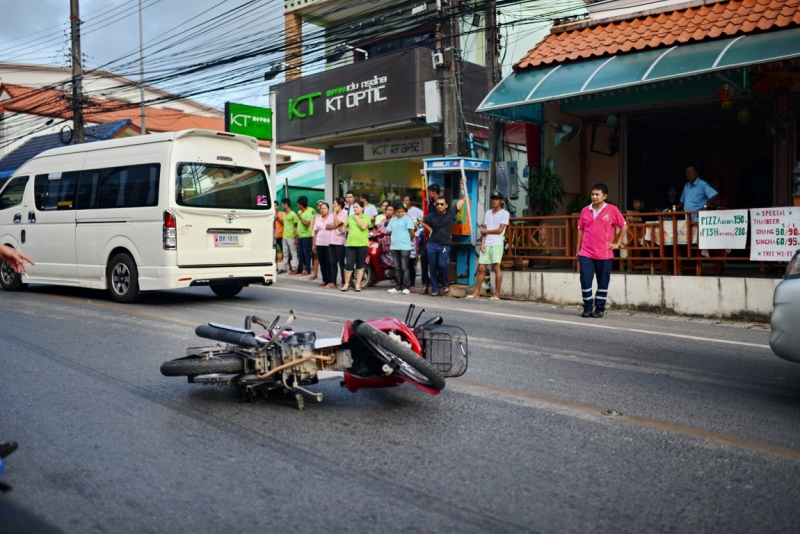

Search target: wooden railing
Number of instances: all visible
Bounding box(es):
[505,211,761,276]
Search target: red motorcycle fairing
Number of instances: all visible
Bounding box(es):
[343,373,441,395]
[341,318,440,395]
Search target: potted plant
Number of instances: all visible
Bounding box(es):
[527,167,566,267]
[529,167,566,218]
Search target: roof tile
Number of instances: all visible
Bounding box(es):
[0,83,318,153]
[514,0,800,71]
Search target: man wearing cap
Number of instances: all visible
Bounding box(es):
[467,190,509,301]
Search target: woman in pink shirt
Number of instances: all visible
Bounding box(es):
[312,202,334,287]
[327,198,348,289]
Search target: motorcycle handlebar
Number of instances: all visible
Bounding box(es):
[195,325,260,348]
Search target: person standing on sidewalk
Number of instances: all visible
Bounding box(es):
[341,201,370,292]
[575,183,628,318]
[467,190,509,301]
[312,202,333,288]
[386,203,416,295]
[274,201,286,273]
[420,177,467,296]
[328,198,348,288]
[418,183,441,294]
[296,196,314,276]
[281,198,299,274]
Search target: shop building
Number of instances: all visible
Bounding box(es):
[478,0,800,212]
[272,47,487,204]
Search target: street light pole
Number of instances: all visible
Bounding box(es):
[138,0,146,135]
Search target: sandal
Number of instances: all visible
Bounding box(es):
[355,287,362,292]
[420,285,429,295]
[340,286,348,292]
[465,294,476,299]
[442,286,450,294]
[430,292,439,297]
[489,296,500,301]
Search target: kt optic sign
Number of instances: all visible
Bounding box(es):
[225,102,272,141]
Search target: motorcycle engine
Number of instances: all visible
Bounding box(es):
[280,331,318,381]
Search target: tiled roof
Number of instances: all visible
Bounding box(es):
[514,0,800,71]
[0,120,136,178]
[0,84,320,154]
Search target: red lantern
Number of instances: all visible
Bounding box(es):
[716,84,736,109]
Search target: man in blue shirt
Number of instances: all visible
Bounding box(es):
[677,165,719,219]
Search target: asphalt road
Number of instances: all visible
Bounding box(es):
[1,275,799,533]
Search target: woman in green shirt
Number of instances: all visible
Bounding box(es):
[341,201,371,292]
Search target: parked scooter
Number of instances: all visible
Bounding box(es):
[160,304,468,410]
[362,227,395,287]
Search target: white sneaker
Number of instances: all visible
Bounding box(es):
[401,289,410,295]
[387,288,400,294]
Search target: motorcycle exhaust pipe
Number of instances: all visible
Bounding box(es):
[195,325,260,348]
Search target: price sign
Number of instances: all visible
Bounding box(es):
[749,208,800,261]
[698,210,748,249]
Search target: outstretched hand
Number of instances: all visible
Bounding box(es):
[0,244,34,274]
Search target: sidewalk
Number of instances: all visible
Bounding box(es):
[478,270,777,321]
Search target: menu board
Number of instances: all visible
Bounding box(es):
[750,208,800,261]
[698,210,748,249]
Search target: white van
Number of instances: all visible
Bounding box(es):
[0,129,276,302]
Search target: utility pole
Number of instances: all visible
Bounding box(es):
[138,0,146,135]
[440,1,462,157]
[69,0,85,144]
[486,0,500,187]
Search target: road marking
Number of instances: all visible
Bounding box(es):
[451,377,800,462]
[265,285,772,350]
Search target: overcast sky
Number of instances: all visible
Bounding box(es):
[0,0,280,109]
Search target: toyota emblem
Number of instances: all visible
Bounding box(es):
[225,214,235,224]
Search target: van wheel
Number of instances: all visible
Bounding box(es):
[0,259,27,291]
[211,284,243,298]
[108,253,140,303]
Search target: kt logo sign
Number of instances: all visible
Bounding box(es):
[288,92,322,120]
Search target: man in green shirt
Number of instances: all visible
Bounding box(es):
[281,198,300,274]
[297,196,314,276]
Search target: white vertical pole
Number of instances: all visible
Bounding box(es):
[269,91,277,197]
[138,0,146,135]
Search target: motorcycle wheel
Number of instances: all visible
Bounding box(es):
[160,354,243,376]
[355,323,446,391]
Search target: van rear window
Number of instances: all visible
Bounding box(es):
[176,163,270,210]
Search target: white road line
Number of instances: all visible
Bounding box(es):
[264,285,772,350]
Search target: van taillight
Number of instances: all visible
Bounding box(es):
[163,210,177,250]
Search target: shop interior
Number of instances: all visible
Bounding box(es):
[626,100,778,213]
[335,158,424,204]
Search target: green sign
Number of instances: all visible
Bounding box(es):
[224,102,272,140]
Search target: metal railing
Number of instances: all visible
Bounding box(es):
[505,211,760,276]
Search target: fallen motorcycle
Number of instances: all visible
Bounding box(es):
[160,304,468,410]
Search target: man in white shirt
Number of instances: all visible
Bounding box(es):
[467,190,509,300]
[404,195,424,221]
[359,194,379,225]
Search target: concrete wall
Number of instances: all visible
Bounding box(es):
[497,270,779,320]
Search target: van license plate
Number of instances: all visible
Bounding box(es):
[214,234,242,247]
